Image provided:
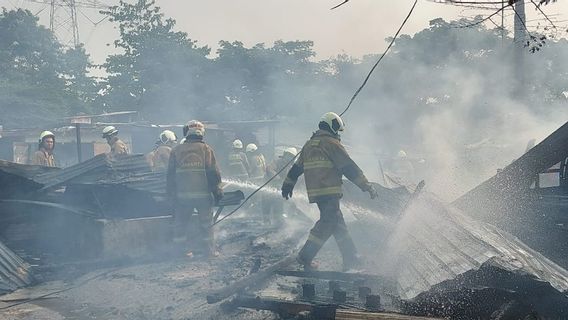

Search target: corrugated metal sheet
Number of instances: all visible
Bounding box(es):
[33,154,152,190]
[0,161,58,198]
[385,196,568,300]
[455,121,568,217]
[0,240,33,294]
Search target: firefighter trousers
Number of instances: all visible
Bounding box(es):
[298,198,358,267]
[174,197,214,255]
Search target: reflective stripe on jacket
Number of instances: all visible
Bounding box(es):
[248,153,266,180]
[285,130,370,203]
[228,150,249,179]
[167,139,222,201]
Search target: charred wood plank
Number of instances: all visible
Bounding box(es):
[206,254,296,303]
[335,309,441,320]
[227,294,317,316]
[277,270,379,282]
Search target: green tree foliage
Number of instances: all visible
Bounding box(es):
[0,8,97,127]
[212,40,318,119]
[99,0,211,123]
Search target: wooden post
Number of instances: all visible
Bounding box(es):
[75,123,82,163]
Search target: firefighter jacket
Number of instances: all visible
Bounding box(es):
[147,143,174,171]
[248,153,266,180]
[227,150,250,179]
[283,129,371,203]
[32,148,56,167]
[167,137,222,202]
[266,157,291,186]
[108,137,129,156]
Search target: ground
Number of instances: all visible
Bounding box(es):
[0,198,397,320]
[0,210,315,320]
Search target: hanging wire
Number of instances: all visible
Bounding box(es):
[339,0,418,117]
[213,0,419,226]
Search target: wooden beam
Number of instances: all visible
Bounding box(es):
[206,254,297,303]
[336,310,441,320]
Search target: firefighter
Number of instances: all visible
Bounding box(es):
[102,126,129,157]
[32,131,56,167]
[281,112,378,271]
[147,130,177,171]
[167,120,223,258]
[227,139,250,180]
[262,147,297,224]
[246,143,266,183]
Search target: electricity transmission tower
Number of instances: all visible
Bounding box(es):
[25,0,109,47]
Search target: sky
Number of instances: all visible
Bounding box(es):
[0,0,566,64]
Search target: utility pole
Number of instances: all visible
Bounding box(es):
[25,0,108,47]
[501,0,505,44]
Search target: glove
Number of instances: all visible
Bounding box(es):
[281,183,294,200]
[367,185,378,200]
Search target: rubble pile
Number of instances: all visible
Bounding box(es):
[0,123,568,319]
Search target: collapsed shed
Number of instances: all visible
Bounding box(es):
[454,121,568,268]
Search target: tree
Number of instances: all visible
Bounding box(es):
[99,0,211,123]
[0,8,96,127]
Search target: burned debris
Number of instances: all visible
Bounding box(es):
[1,0,568,318]
[0,122,567,319]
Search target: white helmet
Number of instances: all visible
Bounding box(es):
[320,112,345,134]
[102,126,118,138]
[159,130,177,144]
[246,143,258,153]
[282,147,298,157]
[39,130,55,142]
[232,139,243,149]
[183,120,205,137]
[397,150,408,159]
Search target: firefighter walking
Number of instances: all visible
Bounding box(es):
[167,120,223,258]
[281,112,377,271]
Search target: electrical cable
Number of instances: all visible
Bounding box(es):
[212,153,299,227]
[0,0,420,310]
[339,0,417,116]
[212,0,418,226]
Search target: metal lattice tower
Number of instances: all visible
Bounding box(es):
[25,0,108,47]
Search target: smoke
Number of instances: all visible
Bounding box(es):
[330,31,568,201]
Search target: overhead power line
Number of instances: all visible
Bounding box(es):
[214,0,419,226]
